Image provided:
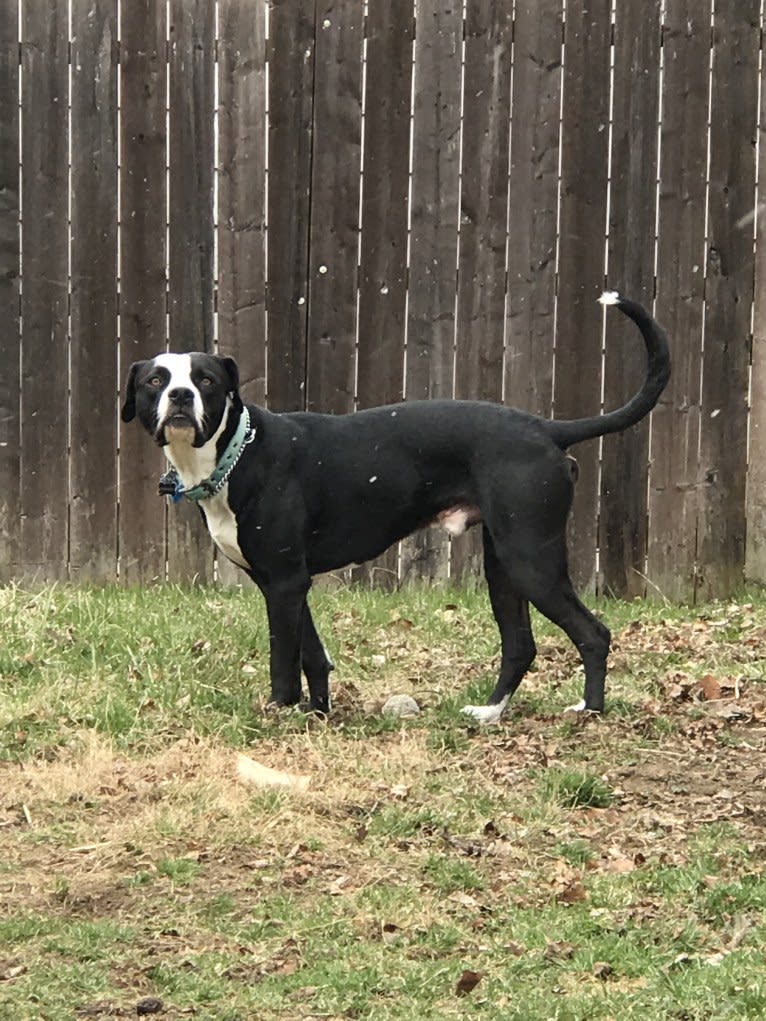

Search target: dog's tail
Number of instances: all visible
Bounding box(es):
[546,291,670,450]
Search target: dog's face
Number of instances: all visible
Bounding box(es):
[121,353,239,448]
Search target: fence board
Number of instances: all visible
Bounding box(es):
[451,0,512,582]
[19,1,69,581]
[646,0,710,601]
[554,0,612,594]
[401,0,462,584]
[746,14,766,584]
[217,0,268,588]
[306,1,364,415]
[70,0,119,581]
[119,0,168,584]
[695,0,759,600]
[218,0,267,408]
[357,0,412,412]
[0,2,19,582]
[599,0,661,598]
[166,0,216,583]
[354,0,414,587]
[267,0,315,412]
[505,0,562,417]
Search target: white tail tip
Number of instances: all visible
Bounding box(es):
[598,290,620,306]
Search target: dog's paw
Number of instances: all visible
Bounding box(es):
[564,699,587,713]
[563,699,603,716]
[461,703,505,725]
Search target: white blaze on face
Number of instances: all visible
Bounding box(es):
[154,353,206,432]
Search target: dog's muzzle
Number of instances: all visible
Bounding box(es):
[157,386,203,442]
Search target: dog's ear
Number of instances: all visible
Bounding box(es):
[220,355,240,396]
[121,360,145,422]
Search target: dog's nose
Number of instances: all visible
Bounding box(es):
[167,387,195,406]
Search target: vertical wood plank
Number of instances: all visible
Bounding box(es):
[505,0,562,418]
[451,0,512,583]
[357,0,412,411]
[696,0,759,600]
[217,0,268,588]
[454,0,511,405]
[746,8,766,584]
[554,0,612,594]
[218,0,267,408]
[306,0,364,415]
[406,0,462,403]
[267,0,315,412]
[401,0,462,584]
[119,0,168,584]
[355,0,414,588]
[20,1,70,581]
[599,0,661,598]
[0,2,20,581]
[646,0,710,601]
[167,0,216,583]
[70,0,119,581]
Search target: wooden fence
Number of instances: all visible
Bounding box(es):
[0,0,764,602]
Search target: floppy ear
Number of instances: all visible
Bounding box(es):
[220,355,240,395]
[121,361,145,422]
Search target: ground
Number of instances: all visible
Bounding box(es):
[1,584,766,1019]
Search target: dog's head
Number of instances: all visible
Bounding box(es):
[121,353,240,448]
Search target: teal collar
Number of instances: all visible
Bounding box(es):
[167,408,255,503]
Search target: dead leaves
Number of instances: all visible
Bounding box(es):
[455,968,483,997]
[665,671,743,706]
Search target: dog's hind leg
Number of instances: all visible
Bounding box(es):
[462,528,537,725]
[301,603,333,714]
[526,571,610,714]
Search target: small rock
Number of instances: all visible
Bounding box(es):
[382,694,421,718]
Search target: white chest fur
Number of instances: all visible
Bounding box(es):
[199,484,249,570]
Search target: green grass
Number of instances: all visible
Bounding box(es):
[2,582,766,1019]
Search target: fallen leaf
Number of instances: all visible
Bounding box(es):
[236,754,310,792]
[455,969,483,996]
[556,881,588,904]
[448,891,480,909]
[381,922,401,944]
[0,963,27,982]
[606,856,636,874]
[136,998,164,1017]
[544,940,576,960]
[699,674,722,701]
[592,961,613,980]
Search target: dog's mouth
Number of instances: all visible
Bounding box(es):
[156,411,201,446]
[166,412,195,428]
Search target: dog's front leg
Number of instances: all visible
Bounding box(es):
[301,605,333,714]
[263,574,310,707]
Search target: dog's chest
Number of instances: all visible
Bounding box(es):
[200,486,249,570]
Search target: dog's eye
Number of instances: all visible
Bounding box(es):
[148,376,163,388]
[200,376,214,387]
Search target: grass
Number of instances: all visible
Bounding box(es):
[2,581,766,1019]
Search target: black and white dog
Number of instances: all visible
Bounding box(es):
[122,292,670,722]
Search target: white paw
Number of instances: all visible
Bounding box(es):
[461,703,506,725]
[564,699,587,713]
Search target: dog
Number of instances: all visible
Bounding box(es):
[121,291,670,722]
